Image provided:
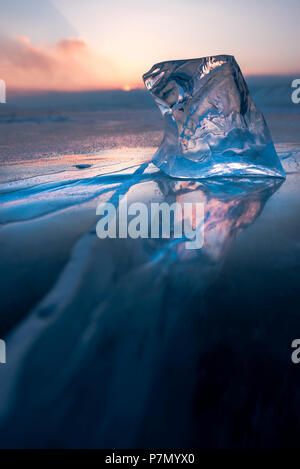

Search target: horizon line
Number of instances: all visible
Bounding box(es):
[5,73,300,97]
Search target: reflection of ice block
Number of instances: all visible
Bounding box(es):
[143,55,285,179]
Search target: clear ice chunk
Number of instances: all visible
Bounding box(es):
[143,55,285,179]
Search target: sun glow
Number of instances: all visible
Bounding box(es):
[123,85,131,91]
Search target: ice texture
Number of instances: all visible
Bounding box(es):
[143,55,285,179]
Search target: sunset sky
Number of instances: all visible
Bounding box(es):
[0,0,299,92]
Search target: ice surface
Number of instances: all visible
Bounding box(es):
[143,55,285,179]
[0,146,299,447]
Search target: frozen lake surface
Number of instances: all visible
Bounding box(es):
[0,103,300,447]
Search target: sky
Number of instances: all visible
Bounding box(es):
[0,0,299,92]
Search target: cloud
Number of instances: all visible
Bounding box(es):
[55,37,88,54]
[0,35,120,91]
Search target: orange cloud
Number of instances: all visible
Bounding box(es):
[0,35,123,91]
[55,37,88,54]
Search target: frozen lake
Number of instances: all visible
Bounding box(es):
[0,95,300,447]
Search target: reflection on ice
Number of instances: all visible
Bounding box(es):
[153,177,282,262]
[0,158,283,447]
